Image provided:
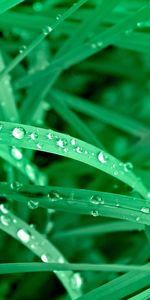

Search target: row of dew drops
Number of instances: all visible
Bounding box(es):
[10,126,136,177]
[0,203,83,291]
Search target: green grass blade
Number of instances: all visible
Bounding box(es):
[0,0,24,15]
[129,288,150,299]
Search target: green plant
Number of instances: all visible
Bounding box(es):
[0,0,150,299]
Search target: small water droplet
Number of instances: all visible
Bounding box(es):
[90,195,102,205]
[124,162,133,172]
[0,215,11,226]
[43,26,52,36]
[97,41,103,47]
[98,151,108,163]
[47,132,53,140]
[0,204,8,214]
[11,147,23,160]
[56,138,68,148]
[91,43,97,49]
[75,146,83,153]
[71,138,76,146]
[28,200,39,210]
[12,127,26,139]
[48,192,62,201]
[36,143,42,149]
[19,45,27,54]
[91,210,99,217]
[10,181,22,191]
[113,171,118,176]
[140,207,150,214]
[70,273,83,290]
[136,216,140,222]
[41,254,49,262]
[56,14,61,20]
[17,229,31,243]
[30,132,38,140]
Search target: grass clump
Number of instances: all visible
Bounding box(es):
[0,0,150,299]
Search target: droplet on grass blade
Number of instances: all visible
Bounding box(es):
[41,254,49,263]
[48,192,63,201]
[90,195,102,205]
[17,229,31,243]
[98,151,108,163]
[19,45,27,54]
[42,26,53,36]
[91,210,99,217]
[0,215,11,226]
[0,204,8,214]
[124,162,133,172]
[30,132,38,140]
[10,181,22,191]
[28,200,39,210]
[70,273,83,290]
[140,207,150,214]
[12,127,26,139]
[11,147,23,160]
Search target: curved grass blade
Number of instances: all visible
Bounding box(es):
[0,208,82,299]
[129,288,150,300]
[1,183,150,226]
[0,121,149,198]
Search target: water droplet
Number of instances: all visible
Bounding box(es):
[43,26,52,36]
[90,195,102,205]
[124,162,133,172]
[10,181,22,191]
[0,215,11,226]
[136,216,140,222]
[30,132,38,140]
[56,138,68,148]
[19,45,27,54]
[71,138,76,146]
[11,147,23,160]
[140,207,150,214]
[70,273,83,290]
[28,200,39,210]
[36,143,42,149]
[113,171,118,176]
[48,192,62,201]
[98,151,108,163]
[12,127,26,139]
[56,14,61,20]
[41,254,49,262]
[91,210,99,217]
[17,229,31,243]
[91,43,97,49]
[47,132,53,140]
[97,41,103,47]
[0,204,8,214]
[75,146,83,153]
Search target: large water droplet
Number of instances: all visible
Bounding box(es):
[17,229,31,243]
[47,132,53,140]
[12,127,26,139]
[0,215,11,226]
[124,162,133,172]
[90,195,102,205]
[28,200,39,210]
[71,138,76,146]
[56,138,68,148]
[11,147,23,160]
[98,151,108,163]
[43,26,52,36]
[75,146,83,153]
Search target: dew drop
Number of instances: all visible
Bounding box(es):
[97,41,103,47]
[124,162,133,172]
[71,138,76,146]
[41,254,49,262]
[90,195,102,205]
[47,132,53,140]
[36,143,42,149]
[56,138,68,148]
[75,146,83,153]
[140,207,150,214]
[28,200,39,210]
[0,215,11,226]
[11,147,23,160]
[0,204,8,214]
[48,191,62,201]
[43,25,52,36]
[91,43,97,49]
[98,151,108,163]
[91,210,99,217]
[56,14,61,20]
[10,181,22,191]
[30,132,38,140]
[136,216,140,222]
[12,127,26,139]
[70,273,83,290]
[19,45,27,54]
[17,229,31,243]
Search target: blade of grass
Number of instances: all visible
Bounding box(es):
[0,0,24,15]
[129,288,150,299]
[0,121,149,198]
